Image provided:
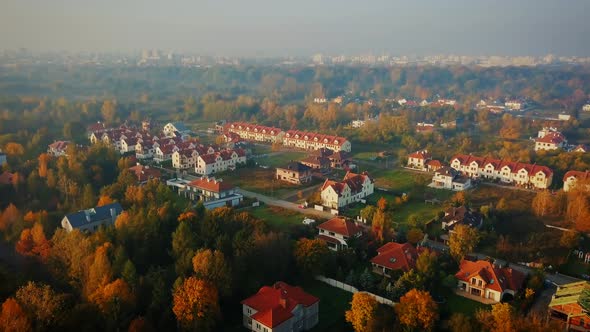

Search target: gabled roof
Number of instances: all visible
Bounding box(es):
[241,282,319,328]
[536,132,566,145]
[442,206,482,230]
[408,149,431,160]
[48,140,70,151]
[574,144,589,153]
[284,130,348,147]
[317,217,362,237]
[168,122,190,133]
[300,155,330,166]
[63,203,123,228]
[455,259,526,293]
[370,242,418,272]
[187,177,234,193]
[277,161,312,173]
[199,153,220,165]
[450,154,553,177]
[564,170,590,182]
[227,122,283,136]
[321,172,373,197]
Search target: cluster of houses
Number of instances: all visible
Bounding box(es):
[397,98,457,108]
[223,122,352,152]
[476,98,528,113]
[315,215,523,304]
[534,127,588,153]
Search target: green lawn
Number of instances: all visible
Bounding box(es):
[261,151,309,168]
[374,169,431,194]
[443,292,491,317]
[304,280,353,332]
[246,205,324,232]
[221,167,312,197]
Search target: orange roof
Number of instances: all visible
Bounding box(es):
[227,122,283,136]
[241,282,319,328]
[187,177,234,193]
[317,218,362,237]
[370,242,418,272]
[321,172,373,197]
[451,154,553,177]
[408,150,431,160]
[426,159,442,167]
[455,259,525,293]
[536,132,566,144]
[564,170,590,182]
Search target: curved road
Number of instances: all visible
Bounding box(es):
[236,188,335,219]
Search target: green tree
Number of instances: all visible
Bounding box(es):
[449,225,480,261]
[171,221,198,277]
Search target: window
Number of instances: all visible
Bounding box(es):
[256,323,260,329]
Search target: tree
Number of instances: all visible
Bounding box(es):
[89,278,135,315]
[391,270,425,300]
[0,298,32,332]
[372,201,391,242]
[81,184,96,209]
[38,153,50,178]
[560,231,580,250]
[101,100,118,123]
[128,316,156,332]
[15,282,67,330]
[345,292,379,332]
[449,225,480,261]
[415,249,438,283]
[192,249,232,296]
[293,238,330,276]
[171,221,198,276]
[4,142,24,156]
[395,289,438,331]
[85,242,114,298]
[172,277,220,331]
[452,191,467,206]
[476,302,514,332]
[406,228,424,245]
[97,195,114,207]
[448,313,475,332]
[15,223,50,261]
[532,190,554,217]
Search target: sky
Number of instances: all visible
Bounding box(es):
[1,0,589,57]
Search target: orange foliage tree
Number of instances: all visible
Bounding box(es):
[172,277,220,331]
[0,298,31,332]
[23,210,48,224]
[0,204,21,232]
[90,278,135,314]
[345,292,378,332]
[293,238,330,276]
[395,289,438,331]
[97,195,114,207]
[128,316,156,332]
[38,153,50,178]
[15,223,51,261]
[192,249,232,296]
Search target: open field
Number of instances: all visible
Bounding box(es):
[305,280,353,332]
[221,167,317,197]
[257,151,309,168]
[441,292,491,318]
[246,205,326,232]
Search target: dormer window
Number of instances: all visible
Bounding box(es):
[334,140,339,144]
[324,138,328,143]
[314,137,318,141]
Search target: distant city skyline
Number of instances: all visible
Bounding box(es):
[1,0,589,57]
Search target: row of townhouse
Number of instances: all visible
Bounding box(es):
[224,122,352,152]
[449,154,553,189]
[194,149,247,175]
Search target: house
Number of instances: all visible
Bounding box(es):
[535,128,567,151]
[574,144,589,153]
[505,100,524,111]
[371,242,419,277]
[429,167,472,191]
[351,120,366,128]
[416,122,435,133]
[563,170,590,192]
[0,152,6,166]
[181,177,243,209]
[163,122,191,138]
[583,104,590,112]
[316,217,363,251]
[194,149,247,175]
[313,97,327,104]
[0,171,13,185]
[61,203,123,233]
[425,159,443,172]
[86,122,108,138]
[172,149,200,169]
[241,282,319,332]
[300,155,331,174]
[455,259,526,304]
[225,122,284,143]
[397,98,407,106]
[437,98,457,106]
[153,144,178,163]
[283,130,351,153]
[320,172,374,209]
[449,154,553,189]
[441,206,483,231]
[47,141,70,157]
[128,164,161,184]
[548,281,590,331]
[420,100,430,107]
[407,150,431,170]
[314,148,352,169]
[276,162,313,185]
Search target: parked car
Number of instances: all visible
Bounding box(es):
[302,218,316,225]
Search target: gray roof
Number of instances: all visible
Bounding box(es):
[279,161,312,173]
[64,203,123,228]
[171,122,190,133]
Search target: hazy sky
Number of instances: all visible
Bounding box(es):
[1,0,589,56]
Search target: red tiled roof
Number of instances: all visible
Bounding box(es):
[426,159,442,167]
[48,140,70,151]
[408,150,431,160]
[199,153,219,165]
[87,122,106,132]
[564,170,590,182]
[317,217,362,237]
[227,122,283,136]
[370,242,418,272]
[241,282,319,328]
[536,132,566,144]
[317,234,341,245]
[284,130,348,147]
[187,177,234,193]
[455,259,526,293]
[321,172,373,197]
[451,154,553,177]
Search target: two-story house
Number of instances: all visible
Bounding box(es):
[241,282,319,332]
[128,164,161,184]
[429,166,472,191]
[283,130,351,153]
[407,149,431,170]
[276,162,313,185]
[61,203,123,233]
[183,177,243,209]
[535,128,567,151]
[316,217,363,251]
[320,172,374,209]
[47,141,71,157]
[455,259,526,304]
[563,170,590,192]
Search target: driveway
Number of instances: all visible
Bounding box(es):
[236,188,335,219]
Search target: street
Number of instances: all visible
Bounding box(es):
[236,187,335,219]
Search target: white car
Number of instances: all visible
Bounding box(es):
[302,218,316,225]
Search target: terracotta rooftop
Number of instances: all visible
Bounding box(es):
[187,177,234,193]
[317,217,362,237]
[455,259,526,293]
[370,242,418,272]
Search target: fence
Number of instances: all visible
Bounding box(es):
[315,276,396,307]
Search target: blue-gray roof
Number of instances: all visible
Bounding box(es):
[64,202,123,228]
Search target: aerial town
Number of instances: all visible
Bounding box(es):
[1,1,590,332]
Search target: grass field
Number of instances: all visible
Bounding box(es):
[247,205,324,232]
[221,167,315,197]
[259,151,309,168]
[304,280,353,332]
[442,292,491,317]
[373,169,431,194]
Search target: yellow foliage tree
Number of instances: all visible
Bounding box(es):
[192,249,232,296]
[90,278,135,314]
[395,289,438,331]
[172,277,220,331]
[345,292,378,332]
[448,224,480,261]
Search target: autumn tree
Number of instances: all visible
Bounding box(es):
[192,249,232,296]
[172,277,220,331]
[531,190,554,217]
[448,313,475,332]
[415,249,439,287]
[128,316,156,332]
[293,238,330,277]
[171,220,198,276]
[47,229,93,289]
[15,282,67,330]
[15,222,51,261]
[372,198,391,242]
[395,289,438,331]
[101,99,118,123]
[345,292,379,332]
[476,302,514,332]
[0,298,32,332]
[38,153,50,178]
[90,278,135,316]
[560,231,580,250]
[406,228,424,245]
[3,142,24,156]
[85,242,114,298]
[449,224,480,261]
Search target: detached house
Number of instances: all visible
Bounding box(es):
[276,162,312,185]
[183,177,243,209]
[317,217,363,251]
[128,164,161,184]
[300,155,331,174]
[320,172,374,209]
[163,122,191,138]
[241,282,319,332]
[371,242,419,277]
[455,259,526,304]
[535,128,567,151]
[563,170,590,192]
[407,150,431,170]
[429,166,472,191]
[61,203,123,233]
[47,141,71,157]
[441,206,483,231]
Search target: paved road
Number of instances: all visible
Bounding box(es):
[280,183,323,202]
[424,239,580,286]
[236,188,335,219]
